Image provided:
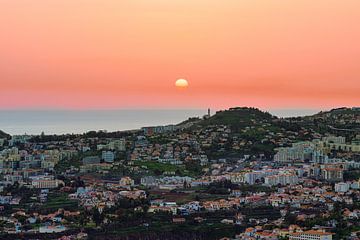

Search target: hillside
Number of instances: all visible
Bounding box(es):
[307,107,360,121]
[290,107,360,137]
[194,107,305,138]
[177,117,202,129]
[0,130,10,139]
[193,106,360,133]
[181,107,360,159]
[187,107,307,159]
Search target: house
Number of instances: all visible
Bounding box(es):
[39,225,66,233]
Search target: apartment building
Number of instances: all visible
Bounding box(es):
[289,230,332,240]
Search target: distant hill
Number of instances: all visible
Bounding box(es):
[178,106,360,159]
[186,107,283,158]
[298,107,360,136]
[0,130,10,139]
[192,107,360,132]
[196,107,276,131]
[310,107,360,118]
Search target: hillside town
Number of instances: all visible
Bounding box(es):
[0,107,360,240]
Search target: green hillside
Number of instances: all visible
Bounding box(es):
[197,107,275,130]
[295,107,360,137]
[184,107,360,159]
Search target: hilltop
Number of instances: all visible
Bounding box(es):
[197,107,275,130]
[191,107,301,133]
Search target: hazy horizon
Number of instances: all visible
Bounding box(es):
[0,108,335,135]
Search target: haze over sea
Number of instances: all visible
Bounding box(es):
[0,109,321,135]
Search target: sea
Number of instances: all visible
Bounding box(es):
[0,109,321,135]
[0,109,207,135]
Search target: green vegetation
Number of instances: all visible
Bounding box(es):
[283,202,360,240]
[134,160,202,177]
[300,108,360,138]
[55,159,82,173]
[55,150,102,173]
[135,161,182,174]
[344,170,360,181]
[197,107,274,131]
[205,180,275,195]
[39,192,79,213]
[88,215,237,240]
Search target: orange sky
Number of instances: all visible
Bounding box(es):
[1,0,359,110]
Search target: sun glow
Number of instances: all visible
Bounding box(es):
[175,79,189,88]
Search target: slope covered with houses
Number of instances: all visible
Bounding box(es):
[0,107,360,239]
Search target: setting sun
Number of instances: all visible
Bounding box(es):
[175,79,189,88]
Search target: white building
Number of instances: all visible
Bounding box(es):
[264,173,299,186]
[335,182,350,193]
[244,170,277,184]
[274,142,315,162]
[322,136,346,144]
[39,225,66,233]
[108,139,126,151]
[31,176,63,189]
[289,230,332,240]
[102,151,115,163]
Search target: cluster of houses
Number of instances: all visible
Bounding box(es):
[1,119,360,239]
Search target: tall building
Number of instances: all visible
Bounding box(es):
[264,173,299,186]
[274,142,315,162]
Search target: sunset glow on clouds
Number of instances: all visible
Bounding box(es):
[1,0,360,109]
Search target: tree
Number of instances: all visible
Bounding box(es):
[92,208,104,226]
[154,169,162,176]
[77,212,88,227]
[141,205,149,216]
[284,213,297,225]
